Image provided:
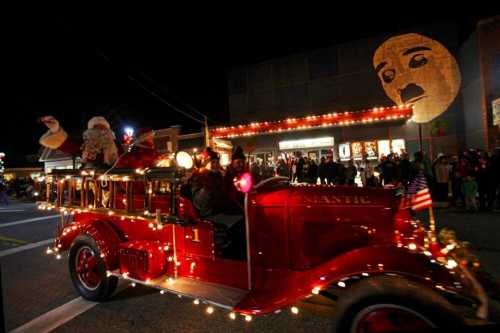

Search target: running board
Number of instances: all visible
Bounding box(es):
[110,270,248,309]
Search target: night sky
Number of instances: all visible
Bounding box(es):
[4,10,490,166]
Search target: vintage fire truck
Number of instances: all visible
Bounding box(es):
[39,151,489,332]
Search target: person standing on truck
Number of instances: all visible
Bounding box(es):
[223,146,247,214]
[191,147,224,217]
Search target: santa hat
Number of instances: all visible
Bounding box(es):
[87,116,111,130]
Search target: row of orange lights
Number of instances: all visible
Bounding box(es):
[211,105,413,139]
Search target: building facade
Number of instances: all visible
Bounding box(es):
[225,18,500,162]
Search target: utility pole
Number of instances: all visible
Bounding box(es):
[204,116,210,147]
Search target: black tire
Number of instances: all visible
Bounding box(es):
[332,276,464,333]
[69,234,118,301]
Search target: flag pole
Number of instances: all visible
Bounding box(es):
[428,204,442,256]
[428,206,437,243]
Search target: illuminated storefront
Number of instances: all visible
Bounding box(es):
[210,106,413,163]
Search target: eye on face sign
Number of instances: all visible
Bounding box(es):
[373,33,461,124]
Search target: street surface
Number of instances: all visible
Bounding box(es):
[0,201,498,332]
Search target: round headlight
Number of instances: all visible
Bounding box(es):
[175,151,193,169]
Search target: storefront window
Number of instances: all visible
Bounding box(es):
[391,139,406,155]
[378,140,391,159]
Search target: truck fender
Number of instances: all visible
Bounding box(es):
[56,220,122,270]
[308,246,469,299]
[80,220,122,271]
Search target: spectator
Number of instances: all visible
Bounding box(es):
[379,153,399,186]
[399,151,411,187]
[345,160,357,185]
[307,159,318,184]
[364,160,376,187]
[296,156,305,183]
[276,158,289,178]
[434,154,450,205]
[325,156,336,184]
[452,154,471,207]
[318,157,327,184]
[250,160,262,184]
[462,175,478,212]
[0,180,9,205]
[335,160,346,185]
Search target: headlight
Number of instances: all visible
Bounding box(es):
[175,151,193,169]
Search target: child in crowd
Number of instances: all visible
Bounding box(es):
[462,175,478,212]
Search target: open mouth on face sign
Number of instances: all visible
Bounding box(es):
[400,83,426,104]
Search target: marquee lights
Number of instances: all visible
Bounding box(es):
[211,105,413,139]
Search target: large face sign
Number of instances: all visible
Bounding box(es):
[373,33,461,123]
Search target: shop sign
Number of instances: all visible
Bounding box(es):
[364,141,378,160]
[351,142,363,160]
[339,143,351,161]
[279,137,334,150]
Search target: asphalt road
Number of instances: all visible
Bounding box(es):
[0,201,498,332]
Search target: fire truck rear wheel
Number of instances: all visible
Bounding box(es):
[69,235,118,301]
[332,276,463,333]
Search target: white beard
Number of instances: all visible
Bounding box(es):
[81,127,119,165]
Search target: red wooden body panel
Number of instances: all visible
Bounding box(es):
[287,186,396,269]
[120,240,168,280]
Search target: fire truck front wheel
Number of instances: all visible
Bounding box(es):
[69,235,118,301]
[332,276,463,333]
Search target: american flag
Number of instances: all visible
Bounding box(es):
[406,172,432,211]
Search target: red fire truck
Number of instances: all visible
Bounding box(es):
[40,151,489,332]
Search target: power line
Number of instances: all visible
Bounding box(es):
[96,50,205,125]
[136,70,215,123]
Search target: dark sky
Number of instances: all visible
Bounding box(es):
[4,10,491,166]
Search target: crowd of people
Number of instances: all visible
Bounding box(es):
[0,177,39,205]
[248,147,500,212]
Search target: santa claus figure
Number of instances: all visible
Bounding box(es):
[39,116,163,170]
[39,115,119,168]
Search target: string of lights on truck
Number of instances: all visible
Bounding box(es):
[39,202,463,324]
